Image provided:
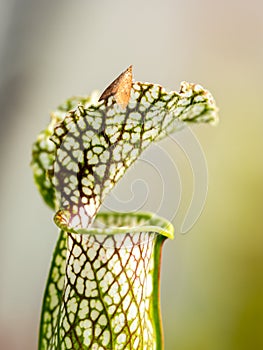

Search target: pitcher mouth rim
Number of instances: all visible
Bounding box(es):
[54,210,174,239]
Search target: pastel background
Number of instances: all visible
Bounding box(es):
[0,1,262,349]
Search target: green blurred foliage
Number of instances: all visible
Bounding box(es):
[162,82,263,349]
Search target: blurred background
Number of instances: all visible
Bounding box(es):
[0,0,262,349]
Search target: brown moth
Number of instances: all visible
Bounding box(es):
[99,65,133,109]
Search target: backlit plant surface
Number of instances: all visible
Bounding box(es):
[31,66,218,350]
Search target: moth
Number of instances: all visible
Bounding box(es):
[99,65,133,109]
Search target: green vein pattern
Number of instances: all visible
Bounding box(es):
[32,76,218,350]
